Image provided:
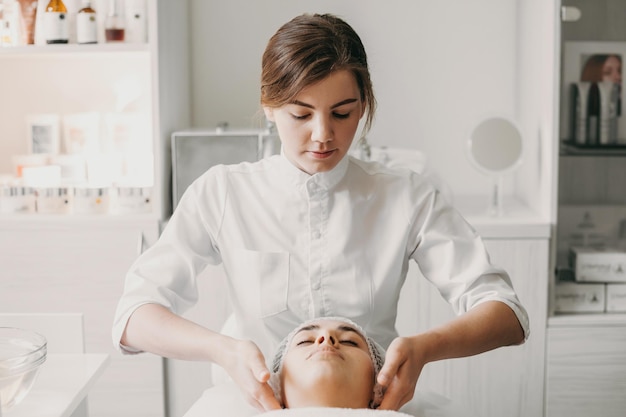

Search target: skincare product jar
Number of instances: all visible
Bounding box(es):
[0,186,36,214]
[35,187,71,214]
[49,154,87,185]
[73,186,110,214]
[115,186,152,214]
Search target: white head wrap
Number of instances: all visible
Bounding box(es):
[268,317,386,407]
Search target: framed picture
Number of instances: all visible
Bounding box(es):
[561,41,625,145]
[25,113,60,155]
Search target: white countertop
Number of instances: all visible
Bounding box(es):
[0,188,551,239]
[454,195,551,239]
[0,195,551,240]
[5,353,110,417]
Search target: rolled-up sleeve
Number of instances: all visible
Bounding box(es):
[408,185,530,341]
[112,168,226,353]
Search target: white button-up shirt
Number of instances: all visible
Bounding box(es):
[112,154,529,359]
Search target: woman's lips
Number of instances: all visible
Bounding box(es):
[309,149,336,159]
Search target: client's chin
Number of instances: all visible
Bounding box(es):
[281,372,373,409]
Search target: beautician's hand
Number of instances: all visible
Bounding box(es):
[220,339,282,411]
[375,336,425,411]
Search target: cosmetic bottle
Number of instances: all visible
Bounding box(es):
[104,0,125,42]
[586,82,600,145]
[43,0,69,44]
[77,0,97,44]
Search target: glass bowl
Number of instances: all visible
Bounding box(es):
[0,327,47,410]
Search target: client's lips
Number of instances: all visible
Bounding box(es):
[308,346,343,359]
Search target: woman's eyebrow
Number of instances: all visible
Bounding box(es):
[293,323,366,343]
[291,98,358,109]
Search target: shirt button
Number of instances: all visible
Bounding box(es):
[312,230,321,239]
[311,281,321,290]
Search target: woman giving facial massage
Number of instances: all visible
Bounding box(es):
[113,12,529,413]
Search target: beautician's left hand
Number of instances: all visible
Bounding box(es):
[375,336,425,410]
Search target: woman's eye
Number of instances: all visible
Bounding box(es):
[340,340,358,346]
[296,340,313,346]
[333,112,350,120]
[291,113,310,120]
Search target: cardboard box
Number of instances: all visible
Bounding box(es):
[554,282,606,313]
[569,247,626,282]
[606,283,626,312]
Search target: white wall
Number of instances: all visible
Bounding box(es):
[516,0,559,221]
[189,0,518,198]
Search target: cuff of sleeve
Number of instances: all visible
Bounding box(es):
[111,302,152,355]
[475,297,530,342]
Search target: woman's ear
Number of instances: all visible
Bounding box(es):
[263,107,275,122]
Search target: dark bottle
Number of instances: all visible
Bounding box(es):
[44,0,69,44]
[586,82,600,145]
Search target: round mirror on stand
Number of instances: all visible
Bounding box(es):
[467,117,523,217]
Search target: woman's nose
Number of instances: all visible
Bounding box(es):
[311,116,333,143]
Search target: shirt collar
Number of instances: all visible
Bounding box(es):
[277,150,350,191]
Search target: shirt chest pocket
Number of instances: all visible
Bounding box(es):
[229,249,290,318]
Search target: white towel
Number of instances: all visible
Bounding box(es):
[182,382,468,417]
[261,408,413,417]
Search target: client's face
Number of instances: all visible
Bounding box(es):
[280,319,375,409]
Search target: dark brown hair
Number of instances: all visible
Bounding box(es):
[581,54,622,82]
[261,13,376,135]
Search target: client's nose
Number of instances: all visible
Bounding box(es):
[316,334,336,345]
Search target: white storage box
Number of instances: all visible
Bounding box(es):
[606,284,626,312]
[569,247,626,282]
[554,282,606,313]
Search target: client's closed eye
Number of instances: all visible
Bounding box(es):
[296,340,313,346]
[340,340,358,346]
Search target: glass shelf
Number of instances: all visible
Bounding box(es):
[548,312,626,327]
[0,43,149,57]
[560,140,626,156]
[0,212,160,228]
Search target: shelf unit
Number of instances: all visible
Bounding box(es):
[0,0,190,221]
[0,1,190,417]
[546,2,626,416]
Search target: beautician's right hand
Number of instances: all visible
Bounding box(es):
[220,338,282,411]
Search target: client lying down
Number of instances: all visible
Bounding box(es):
[187,317,459,416]
[258,317,422,416]
[269,317,388,410]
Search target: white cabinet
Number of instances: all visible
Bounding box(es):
[398,221,550,417]
[0,217,163,417]
[546,317,626,417]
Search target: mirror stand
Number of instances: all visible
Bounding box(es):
[488,175,504,217]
